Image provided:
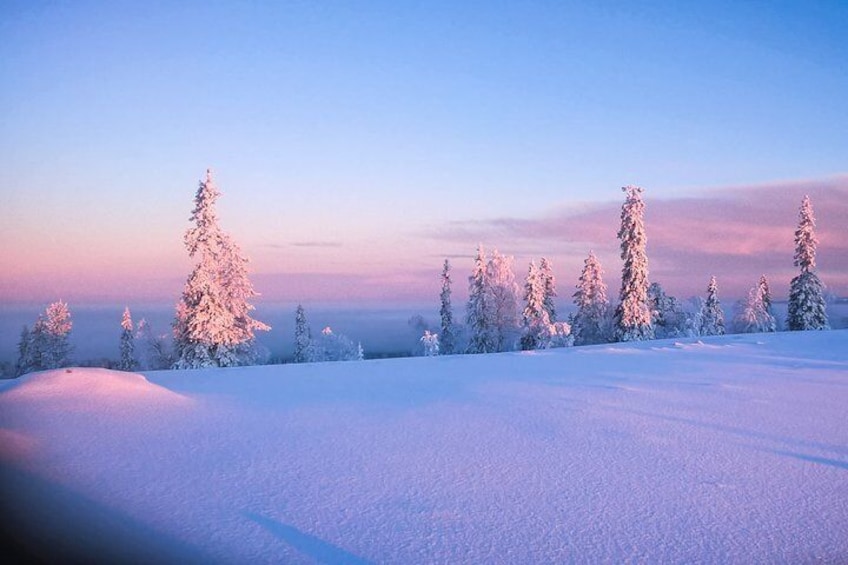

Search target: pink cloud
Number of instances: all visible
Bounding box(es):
[427,175,848,300]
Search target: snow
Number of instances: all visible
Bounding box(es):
[2,331,847,563]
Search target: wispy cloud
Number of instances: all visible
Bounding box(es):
[290,241,344,248]
[262,241,344,249]
[425,175,848,299]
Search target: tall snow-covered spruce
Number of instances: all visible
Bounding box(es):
[572,251,611,345]
[118,307,137,371]
[700,275,725,336]
[539,257,558,323]
[439,259,457,355]
[520,260,551,350]
[613,185,654,341]
[173,170,270,369]
[787,195,829,331]
[466,245,494,354]
[758,274,775,325]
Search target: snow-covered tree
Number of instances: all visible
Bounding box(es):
[41,301,73,369]
[118,307,137,371]
[466,245,495,354]
[648,283,688,339]
[15,301,73,374]
[14,326,33,377]
[136,319,175,370]
[572,251,612,345]
[173,169,270,369]
[787,195,829,331]
[465,245,520,353]
[293,305,312,363]
[699,276,725,336]
[313,327,360,362]
[614,186,654,342]
[733,276,777,334]
[539,257,558,323]
[521,260,552,350]
[758,275,775,327]
[549,321,575,348]
[421,330,440,356]
[439,260,457,355]
[732,288,761,334]
[487,249,520,352]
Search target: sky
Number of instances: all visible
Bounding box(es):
[1,0,847,310]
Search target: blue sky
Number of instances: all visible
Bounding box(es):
[1,0,846,305]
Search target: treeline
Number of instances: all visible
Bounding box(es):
[419,188,829,356]
[9,175,832,376]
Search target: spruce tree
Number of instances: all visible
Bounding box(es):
[539,257,558,323]
[787,196,829,330]
[757,275,777,332]
[293,305,311,363]
[14,326,32,377]
[521,260,552,350]
[439,259,457,355]
[572,251,611,346]
[614,186,654,341]
[118,306,137,371]
[42,301,73,369]
[648,282,687,339]
[466,245,494,354]
[173,169,270,368]
[16,301,73,373]
[699,276,725,336]
[732,287,762,334]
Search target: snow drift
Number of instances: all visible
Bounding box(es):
[1,331,847,563]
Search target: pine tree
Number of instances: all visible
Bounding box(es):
[787,195,829,331]
[539,257,558,323]
[614,186,654,341]
[118,306,137,371]
[439,259,457,355]
[572,251,611,345]
[173,169,270,369]
[466,245,495,354]
[699,276,725,336]
[293,305,312,363]
[521,260,552,350]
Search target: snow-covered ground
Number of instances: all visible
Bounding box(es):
[2,331,847,563]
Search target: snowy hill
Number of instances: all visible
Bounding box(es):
[2,331,847,563]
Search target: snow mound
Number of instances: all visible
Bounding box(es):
[1,367,190,410]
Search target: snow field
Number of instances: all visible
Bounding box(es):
[1,331,847,563]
